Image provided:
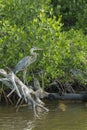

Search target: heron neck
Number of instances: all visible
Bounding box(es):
[31,52,37,62]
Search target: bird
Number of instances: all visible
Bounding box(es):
[13,47,42,84]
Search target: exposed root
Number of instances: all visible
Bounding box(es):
[0,68,49,117]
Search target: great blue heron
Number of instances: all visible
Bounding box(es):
[13,47,42,84]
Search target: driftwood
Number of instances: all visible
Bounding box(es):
[0,68,49,117]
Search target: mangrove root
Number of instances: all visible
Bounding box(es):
[0,68,49,117]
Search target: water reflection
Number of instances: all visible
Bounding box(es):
[23,120,35,130]
[0,101,87,130]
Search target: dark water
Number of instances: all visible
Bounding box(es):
[0,101,87,130]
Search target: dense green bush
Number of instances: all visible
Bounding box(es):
[0,0,87,85]
[51,0,87,33]
[39,29,87,84]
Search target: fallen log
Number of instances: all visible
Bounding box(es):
[47,93,87,101]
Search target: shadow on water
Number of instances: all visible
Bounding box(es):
[0,101,87,130]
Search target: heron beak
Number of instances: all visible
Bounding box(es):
[35,48,43,51]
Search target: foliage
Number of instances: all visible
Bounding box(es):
[39,29,87,84]
[51,0,87,33]
[0,0,87,86]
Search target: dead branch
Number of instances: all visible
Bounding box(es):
[0,69,49,117]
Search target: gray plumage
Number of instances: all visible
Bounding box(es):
[13,47,42,74]
[13,56,30,73]
[13,47,42,83]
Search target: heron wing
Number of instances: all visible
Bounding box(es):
[14,56,30,73]
[13,53,37,74]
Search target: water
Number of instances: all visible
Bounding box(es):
[0,101,87,130]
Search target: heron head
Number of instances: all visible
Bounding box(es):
[30,47,43,53]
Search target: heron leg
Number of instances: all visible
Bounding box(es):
[23,68,27,84]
